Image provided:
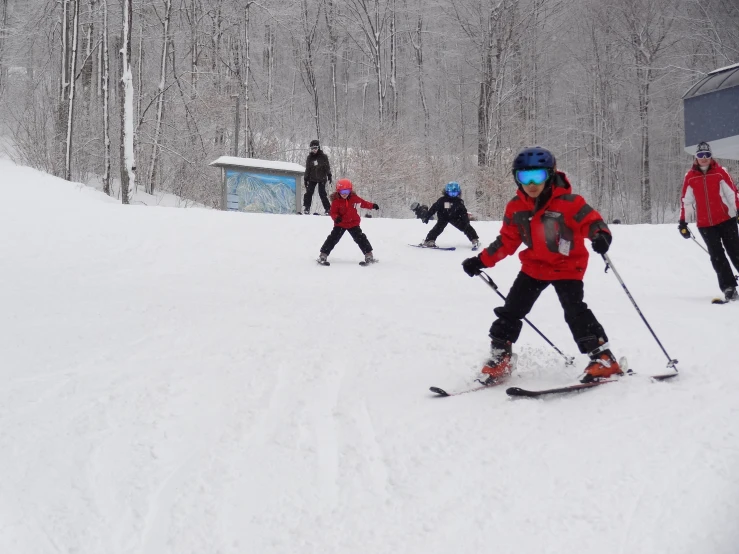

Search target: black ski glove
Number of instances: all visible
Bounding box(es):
[462,256,485,277]
[334,216,342,225]
[372,203,379,210]
[422,217,429,224]
[591,232,612,254]
[678,220,691,239]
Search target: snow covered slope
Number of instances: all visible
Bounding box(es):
[0,159,737,554]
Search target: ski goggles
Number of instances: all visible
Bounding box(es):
[339,189,351,195]
[310,146,319,151]
[696,151,712,159]
[447,190,460,197]
[515,168,550,186]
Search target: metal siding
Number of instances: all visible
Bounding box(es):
[683,66,739,99]
[683,87,739,146]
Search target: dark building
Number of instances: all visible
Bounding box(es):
[682,63,739,160]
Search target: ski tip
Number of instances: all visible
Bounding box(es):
[712,297,728,304]
[429,386,450,396]
[505,386,536,397]
[652,372,679,381]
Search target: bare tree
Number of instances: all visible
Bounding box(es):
[294,0,323,139]
[323,0,340,142]
[145,0,173,194]
[63,0,80,181]
[101,0,111,195]
[344,0,390,126]
[408,9,429,138]
[607,0,679,223]
[1,0,736,221]
[0,0,9,93]
[120,0,137,204]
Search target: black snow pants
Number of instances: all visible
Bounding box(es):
[320,225,373,255]
[490,271,607,354]
[425,218,479,242]
[304,180,330,212]
[697,218,739,292]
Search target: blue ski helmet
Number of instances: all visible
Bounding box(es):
[512,147,556,172]
[444,181,461,197]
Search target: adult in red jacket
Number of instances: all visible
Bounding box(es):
[317,179,379,265]
[461,146,621,384]
[678,141,739,301]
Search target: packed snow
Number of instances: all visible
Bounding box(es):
[0,159,737,554]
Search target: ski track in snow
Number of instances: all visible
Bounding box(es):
[0,159,738,553]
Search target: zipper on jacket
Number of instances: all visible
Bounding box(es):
[703,172,713,226]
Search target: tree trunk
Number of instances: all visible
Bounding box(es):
[146,0,172,195]
[389,0,397,124]
[410,14,429,138]
[324,0,339,142]
[639,78,651,223]
[244,2,253,157]
[101,0,111,195]
[120,0,136,204]
[63,0,80,182]
[299,0,321,140]
[0,0,7,92]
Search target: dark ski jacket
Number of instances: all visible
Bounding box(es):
[426,195,470,224]
[329,192,375,229]
[680,160,738,228]
[480,171,610,281]
[304,150,332,185]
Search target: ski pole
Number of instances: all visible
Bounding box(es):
[690,235,709,255]
[477,271,575,365]
[601,254,679,371]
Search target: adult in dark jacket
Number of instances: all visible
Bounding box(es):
[420,182,480,249]
[303,139,332,214]
[678,141,739,302]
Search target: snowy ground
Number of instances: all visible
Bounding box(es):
[1,158,737,554]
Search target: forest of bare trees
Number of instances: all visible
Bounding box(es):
[0,0,737,222]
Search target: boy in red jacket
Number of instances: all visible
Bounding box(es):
[317,178,379,265]
[461,146,622,384]
[678,141,739,302]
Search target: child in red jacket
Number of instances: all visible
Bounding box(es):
[317,178,379,266]
[461,146,622,384]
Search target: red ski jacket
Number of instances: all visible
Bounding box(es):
[329,192,375,229]
[479,172,610,281]
[679,160,738,228]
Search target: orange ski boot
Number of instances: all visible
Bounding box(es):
[580,342,623,383]
[479,339,515,385]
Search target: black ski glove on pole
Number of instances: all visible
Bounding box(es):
[334,216,342,225]
[678,220,691,239]
[591,232,612,254]
[462,256,485,277]
[372,203,379,210]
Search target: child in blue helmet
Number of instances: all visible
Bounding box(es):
[420,182,481,249]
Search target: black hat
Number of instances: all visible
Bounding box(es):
[696,141,711,155]
[310,139,320,148]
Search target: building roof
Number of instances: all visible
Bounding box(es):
[210,156,305,174]
[683,63,739,99]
